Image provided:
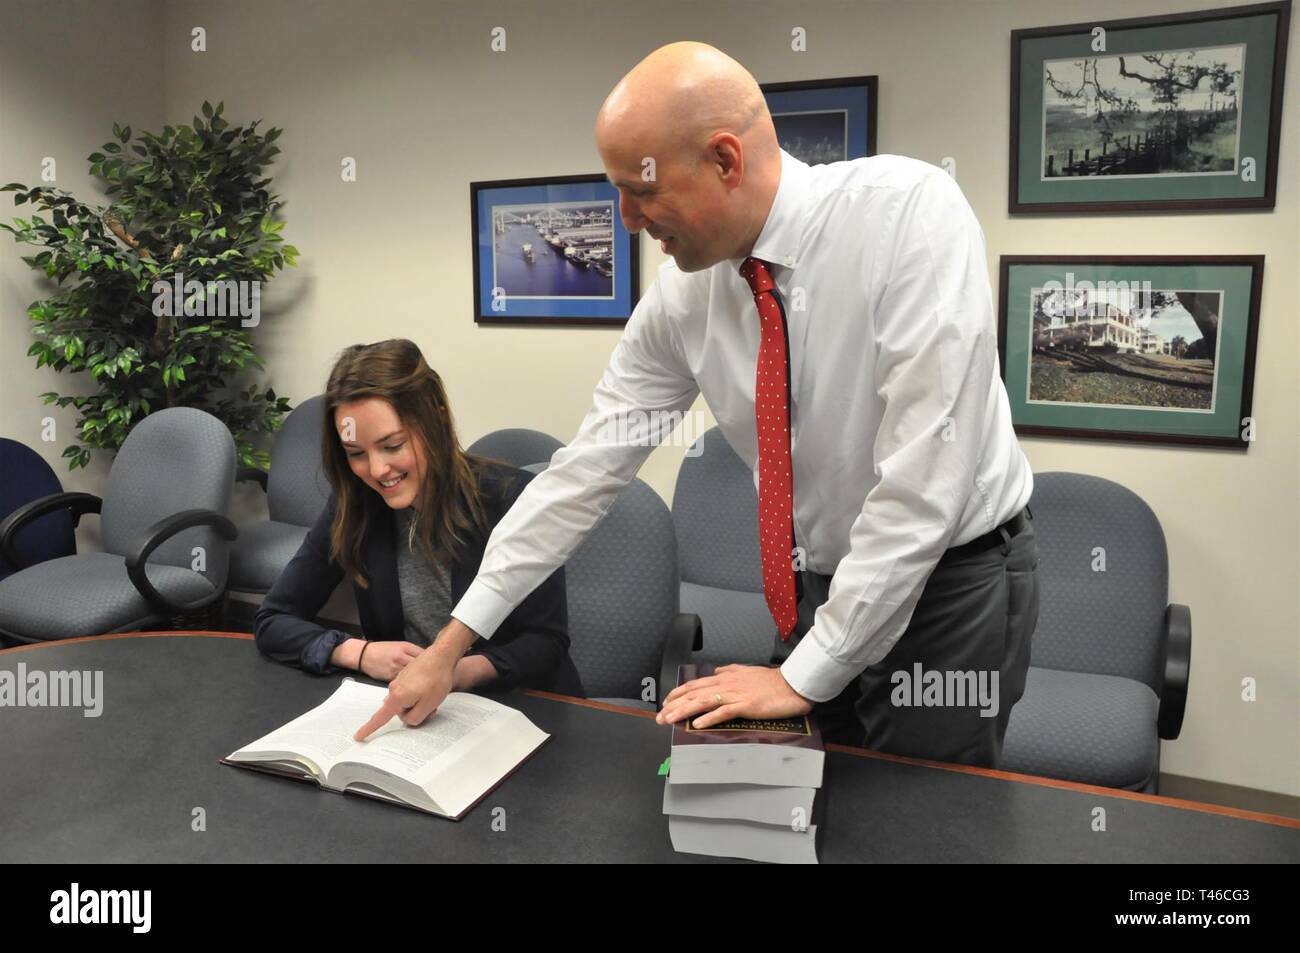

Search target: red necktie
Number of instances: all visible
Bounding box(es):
[739,257,798,640]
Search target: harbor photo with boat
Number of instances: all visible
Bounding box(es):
[471,173,639,325]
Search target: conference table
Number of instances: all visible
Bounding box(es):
[1,632,1296,863]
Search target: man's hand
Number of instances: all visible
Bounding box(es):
[655,664,813,729]
[353,618,479,741]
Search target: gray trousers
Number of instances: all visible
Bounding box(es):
[774,511,1039,768]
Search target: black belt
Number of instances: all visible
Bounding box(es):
[794,504,1034,603]
[941,505,1032,562]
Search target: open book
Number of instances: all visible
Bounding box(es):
[222,679,548,820]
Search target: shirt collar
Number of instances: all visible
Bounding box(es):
[727,147,813,275]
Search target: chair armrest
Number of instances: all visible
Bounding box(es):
[237,467,269,491]
[1158,603,1191,740]
[0,491,102,569]
[657,612,703,711]
[124,509,238,614]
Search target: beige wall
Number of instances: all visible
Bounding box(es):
[1,0,1296,797]
[0,0,163,497]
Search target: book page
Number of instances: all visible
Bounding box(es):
[229,680,400,776]
[232,681,548,817]
[407,699,549,818]
[343,692,501,780]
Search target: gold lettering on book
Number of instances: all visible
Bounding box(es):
[685,716,810,734]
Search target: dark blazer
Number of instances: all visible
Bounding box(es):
[254,458,584,695]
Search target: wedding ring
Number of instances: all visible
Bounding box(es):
[714,693,724,706]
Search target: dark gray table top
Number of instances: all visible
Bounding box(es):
[1,633,1296,863]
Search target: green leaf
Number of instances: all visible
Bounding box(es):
[11,110,298,468]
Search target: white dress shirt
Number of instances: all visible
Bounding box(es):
[453,148,1033,703]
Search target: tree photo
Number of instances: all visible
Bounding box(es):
[1042,44,1244,178]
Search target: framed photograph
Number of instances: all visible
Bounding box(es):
[760,75,877,165]
[998,256,1264,449]
[1010,1,1291,212]
[471,174,639,326]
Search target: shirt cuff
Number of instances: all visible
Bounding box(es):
[301,628,351,676]
[779,636,864,704]
[451,579,514,641]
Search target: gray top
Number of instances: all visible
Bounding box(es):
[393,507,452,647]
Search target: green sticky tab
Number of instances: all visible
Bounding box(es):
[657,757,671,777]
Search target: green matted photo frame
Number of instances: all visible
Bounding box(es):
[1009,1,1291,213]
[998,255,1264,449]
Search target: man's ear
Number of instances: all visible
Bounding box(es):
[708,133,744,186]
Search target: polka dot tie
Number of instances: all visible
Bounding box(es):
[739,256,798,640]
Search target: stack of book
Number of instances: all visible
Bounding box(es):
[662,664,825,863]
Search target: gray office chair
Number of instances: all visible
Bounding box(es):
[229,395,332,593]
[671,426,775,665]
[0,407,237,643]
[1002,472,1190,793]
[468,428,563,468]
[523,463,701,710]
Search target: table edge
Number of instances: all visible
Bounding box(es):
[4,630,1297,832]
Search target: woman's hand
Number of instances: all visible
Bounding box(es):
[358,641,423,681]
[353,618,479,741]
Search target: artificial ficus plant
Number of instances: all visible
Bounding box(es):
[1,100,298,469]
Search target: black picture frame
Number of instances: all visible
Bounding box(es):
[998,255,1264,449]
[759,75,878,164]
[1009,1,1290,213]
[470,173,640,327]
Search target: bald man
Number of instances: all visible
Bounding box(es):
[357,42,1039,769]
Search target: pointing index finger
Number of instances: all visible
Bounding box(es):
[353,694,404,742]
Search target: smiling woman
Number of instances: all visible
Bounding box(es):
[253,339,583,696]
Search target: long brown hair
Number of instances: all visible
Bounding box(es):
[321,339,489,588]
